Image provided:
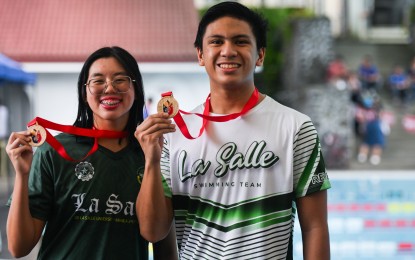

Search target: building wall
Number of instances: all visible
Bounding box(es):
[324,0,345,37]
[0,83,31,134]
[348,0,371,40]
[142,72,210,115]
[34,73,78,126]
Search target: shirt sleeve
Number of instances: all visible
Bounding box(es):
[293,121,331,198]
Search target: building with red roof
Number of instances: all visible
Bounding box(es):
[0,0,209,132]
[0,0,198,62]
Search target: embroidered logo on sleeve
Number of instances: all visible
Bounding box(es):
[311,172,328,185]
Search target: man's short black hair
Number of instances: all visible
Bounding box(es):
[194,1,268,51]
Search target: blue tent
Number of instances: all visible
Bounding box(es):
[0,53,36,85]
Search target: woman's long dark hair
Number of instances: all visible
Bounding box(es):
[74,46,145,145]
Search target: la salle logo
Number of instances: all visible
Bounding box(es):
[75,161,94,181]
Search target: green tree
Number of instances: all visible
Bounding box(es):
[256,8,313,96]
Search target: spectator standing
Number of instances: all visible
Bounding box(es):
[357,95,387,165]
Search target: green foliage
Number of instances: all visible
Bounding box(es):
[411,5,415,25]
[255,8,313,95]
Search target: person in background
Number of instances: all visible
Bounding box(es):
[5,46,176,259]
[406,57,415,101]
[144,97,157,118]
[327,54,348,90]
[348,71,366,137]
[357,95,387,165]
[135,2,331,259]
[388,65,409,106]
[358,55,380,92]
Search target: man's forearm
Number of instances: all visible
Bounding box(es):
[302,227,330,260]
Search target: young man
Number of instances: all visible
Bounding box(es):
[135,2,331,259]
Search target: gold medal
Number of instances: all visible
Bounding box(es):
[27,124,47,147]
[157,93,179,118]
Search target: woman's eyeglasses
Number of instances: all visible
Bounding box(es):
[85,76,135,95]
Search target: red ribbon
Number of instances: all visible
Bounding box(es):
[170,88,259,139]
[27,117,128,162]
[162,92,173,97]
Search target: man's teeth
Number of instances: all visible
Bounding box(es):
[220,64,239,69]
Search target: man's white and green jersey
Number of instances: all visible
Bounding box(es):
[161,96,331,259]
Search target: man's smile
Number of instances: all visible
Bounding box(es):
[218,63,241,69]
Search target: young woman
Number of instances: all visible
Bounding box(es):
[6,46,176,259]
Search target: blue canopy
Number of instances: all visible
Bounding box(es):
[0,53,36,85]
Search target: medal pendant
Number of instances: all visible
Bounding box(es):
[28,124,47,147]
[157,94,179,118]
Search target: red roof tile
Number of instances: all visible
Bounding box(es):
[0,0,199,62]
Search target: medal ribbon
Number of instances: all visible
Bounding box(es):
[170,87,259,139]
[27,117,128,162]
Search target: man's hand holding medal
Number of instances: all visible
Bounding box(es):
[155,88,259,139]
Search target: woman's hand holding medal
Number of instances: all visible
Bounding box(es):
[5,130,34,176]
[135,91,178,162]
[135,112,176,163]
